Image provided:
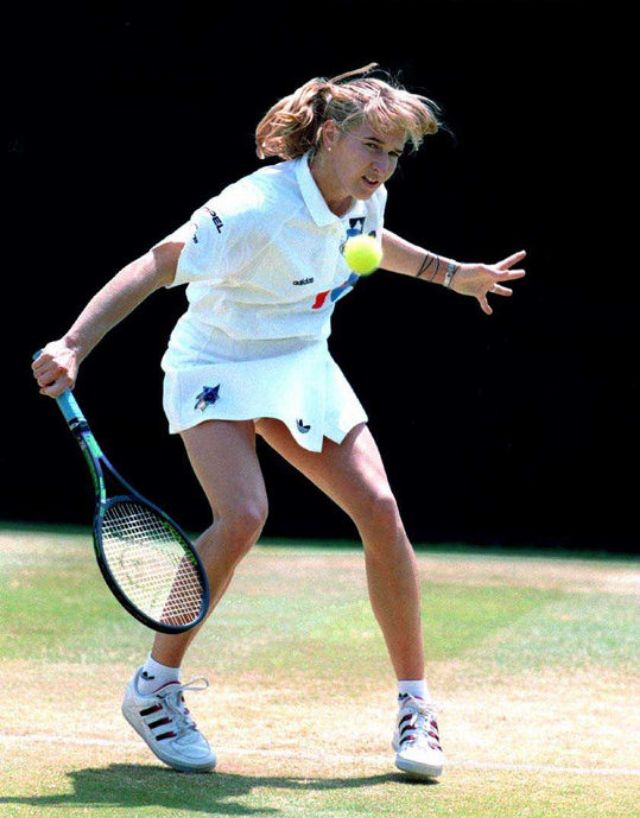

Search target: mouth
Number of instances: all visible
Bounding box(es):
[361,175,380,190]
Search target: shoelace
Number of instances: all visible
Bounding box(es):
[398,699,442,752]
[157,677,209,737]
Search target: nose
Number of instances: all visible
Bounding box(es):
[372,154,393,179]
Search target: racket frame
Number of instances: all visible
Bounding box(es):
[54,388,210,634]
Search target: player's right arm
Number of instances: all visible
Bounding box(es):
[32,239,185,398]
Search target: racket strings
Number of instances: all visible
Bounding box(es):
[100,501,205,626]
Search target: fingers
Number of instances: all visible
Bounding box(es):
[33,361,66,387]
[39,378,73,399]
[495,250,527,270]
[479,294,493,316]
[37,370,74,397]
[477,252,526,313]
[33,360,61,383]
[31,352,51,374]
[31,349,75,397]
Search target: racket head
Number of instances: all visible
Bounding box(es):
[94,494,210,634]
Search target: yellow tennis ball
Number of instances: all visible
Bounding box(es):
[343,234,383,275]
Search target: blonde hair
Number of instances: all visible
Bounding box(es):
[255,63,444,161]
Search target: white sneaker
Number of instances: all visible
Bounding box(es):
[392,693,444,779]
[122,667,216,773]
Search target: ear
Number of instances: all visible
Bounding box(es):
[322,119,340,152]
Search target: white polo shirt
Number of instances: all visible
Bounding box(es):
[158,151,388,452]
[165,151,387,345]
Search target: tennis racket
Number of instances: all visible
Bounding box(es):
[35,353,210,634]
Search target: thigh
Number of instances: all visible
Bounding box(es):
[255,418,395,521]
[180,419,268,519]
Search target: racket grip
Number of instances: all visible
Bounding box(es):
[33,349,86,423]
[55,390,86,423]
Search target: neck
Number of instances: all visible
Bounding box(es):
[309,151,354,217]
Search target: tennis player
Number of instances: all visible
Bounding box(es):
[32,63,526,779]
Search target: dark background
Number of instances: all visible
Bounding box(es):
[4,2,635,552]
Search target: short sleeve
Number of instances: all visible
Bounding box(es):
[165,179,270,289]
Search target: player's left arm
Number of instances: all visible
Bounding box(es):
[381,228,527,316]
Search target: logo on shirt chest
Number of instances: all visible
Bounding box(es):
[292,277,315,286]
[339,220,377,255]
[312,219,376,310]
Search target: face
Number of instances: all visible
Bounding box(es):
[322,119,406,203]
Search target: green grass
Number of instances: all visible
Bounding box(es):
[0,535,559,671]
[1,524,639,818]
[1,765,637,818]
[469,593,639,671]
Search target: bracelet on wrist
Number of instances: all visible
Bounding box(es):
[416,253,435,279]
[443,261,459,288]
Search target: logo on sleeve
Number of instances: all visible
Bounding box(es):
[203,207,224,234]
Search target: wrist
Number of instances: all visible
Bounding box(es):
[442,260,460,289]
[63,332,87,364]
[416,252,460,286]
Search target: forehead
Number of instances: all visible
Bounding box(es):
[349,121,406,151]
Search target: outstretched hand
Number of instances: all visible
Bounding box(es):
[450,250,527,315]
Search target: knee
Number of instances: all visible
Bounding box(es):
[205,497,268,566]
[360,491,404,538]
[225,498,268,552]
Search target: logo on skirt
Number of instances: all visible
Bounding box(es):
[195,385,221,411]
[297,418,311,433]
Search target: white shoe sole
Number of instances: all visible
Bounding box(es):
[122,704,216,773]
[394,752,443,779]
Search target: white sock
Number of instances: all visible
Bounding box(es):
[397,679,431,702]
[138,653,181,695]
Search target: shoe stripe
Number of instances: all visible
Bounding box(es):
[400,723,415,736]
[148,717,172,730]
[139,704,163,717]
[155,731,177,741]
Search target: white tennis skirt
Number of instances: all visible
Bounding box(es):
[161,315,368,453]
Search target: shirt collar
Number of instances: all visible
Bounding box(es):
[295,151,363,227]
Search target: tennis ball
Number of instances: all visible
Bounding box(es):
[343,234,383,276]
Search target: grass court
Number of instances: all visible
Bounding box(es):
[1,524,638,817]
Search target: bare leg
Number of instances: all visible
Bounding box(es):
[151,419,268,668]
[255,419,424,680]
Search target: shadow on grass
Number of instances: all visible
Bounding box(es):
[0,763,437,815]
